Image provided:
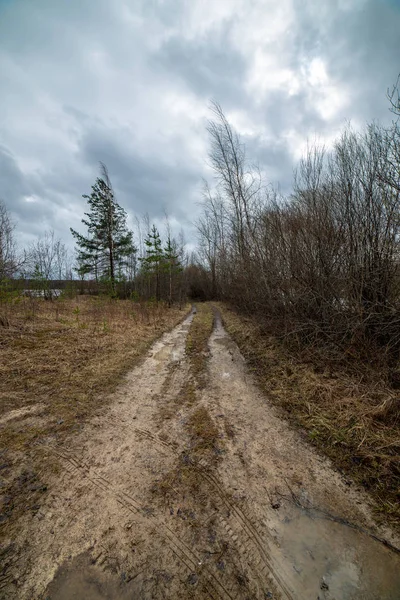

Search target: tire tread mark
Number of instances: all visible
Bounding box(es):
[53,449,142,513]
[135,428,173,449]
[67,429,294,600]
[57,443,293,599]
[168,546,217,600]
[107,432,283,595]
[165,527,234,600]
[51,447,229,600]
[209,513,262,600]
[200,469,293,600]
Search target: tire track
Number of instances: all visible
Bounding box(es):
[132,429,293,600]
[135,428,176,450]
[199,469,293,598]
[53,449,143,514]
[48,446,237,600]
[0,575,13,592]
[164,526,237,600]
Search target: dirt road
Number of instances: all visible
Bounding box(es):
[2,307,400,599]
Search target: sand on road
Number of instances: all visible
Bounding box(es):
[2,307,400,599]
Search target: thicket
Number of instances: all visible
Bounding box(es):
[196,85,400,375]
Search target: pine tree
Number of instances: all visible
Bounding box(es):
[164,233,182,306]
[140,225,164,302]
[71,164,135,292]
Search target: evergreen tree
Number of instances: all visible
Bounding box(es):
[71,164,135,291]
[164,233,182,306]
[140,225,164,301]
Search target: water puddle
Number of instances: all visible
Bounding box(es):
[265,501,400,599]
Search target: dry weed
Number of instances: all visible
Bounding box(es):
[185,303,214,384]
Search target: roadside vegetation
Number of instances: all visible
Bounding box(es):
[219,303,400,529]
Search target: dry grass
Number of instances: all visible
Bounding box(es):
[185,305,224,463]
[156,303,214,424]
[217,303,400,530]
[0,295,189,529]
[152,405,224,509]
[186,406,224,464]
[185,303,214,384]
[152,304,222,507]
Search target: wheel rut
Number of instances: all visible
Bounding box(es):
[2,306,400,600]
[48,447,237,600]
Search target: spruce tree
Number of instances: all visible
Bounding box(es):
[71,164,135,291]
[140,225,164,302]
[164,233,182,306]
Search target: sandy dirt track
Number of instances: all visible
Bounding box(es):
[1,308,400,599]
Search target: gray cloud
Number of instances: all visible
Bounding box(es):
[0,146,28,205]
[151,24,249,109]
[321,2,399,122]
[77,119,201,222]
[0,0,399,253]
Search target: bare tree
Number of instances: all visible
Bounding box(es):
[0,200,18,280]
[197,99,400,356]
[196,183,226,298]
[27,230,70,297]
[387,74,400,117]
[207,101,263,262]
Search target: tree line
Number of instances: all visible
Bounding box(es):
[0,163,186,304]
[69,161,185,303]
[196,79,400,361]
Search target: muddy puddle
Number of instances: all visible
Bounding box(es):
[263,501,400,599]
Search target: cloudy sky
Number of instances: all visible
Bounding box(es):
[1,0,399,251]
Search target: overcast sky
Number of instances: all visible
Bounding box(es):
[1,0,399,251]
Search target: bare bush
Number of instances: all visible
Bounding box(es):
[197,96,400,364]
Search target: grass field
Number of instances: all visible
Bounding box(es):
[0,295,189,530]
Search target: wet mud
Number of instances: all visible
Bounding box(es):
[2,309,400,599]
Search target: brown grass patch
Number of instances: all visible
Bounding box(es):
[156,303,215,423]
[0,296,189,530]
[153,305,223,507]
[152,405,224,509]
[217,303,400,530]
[186,303,214,384]
[186,406,224,464]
